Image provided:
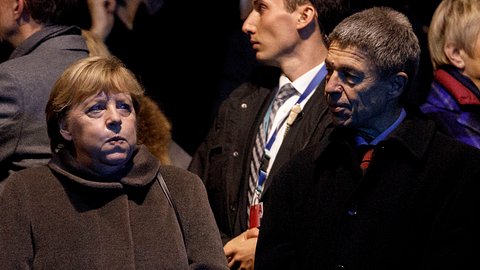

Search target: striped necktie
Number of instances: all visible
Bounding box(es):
[248,83,296,208]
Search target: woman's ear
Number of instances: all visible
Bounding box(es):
[59,118,72,141]
[444,43,465,69]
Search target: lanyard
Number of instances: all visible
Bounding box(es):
[254,65,327,197]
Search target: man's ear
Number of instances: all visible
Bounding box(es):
[387,72,407,100]
[296,4,316,29]
[444,43,465,69]
[14,0,25,20]
[59,118,73,141]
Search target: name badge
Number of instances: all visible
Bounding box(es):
[249,202,263,228]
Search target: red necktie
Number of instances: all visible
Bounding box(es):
[360,148,374,175]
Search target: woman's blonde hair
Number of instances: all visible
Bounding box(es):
[428,0,480,70]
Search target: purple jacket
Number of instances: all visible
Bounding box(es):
[420,65,480,149]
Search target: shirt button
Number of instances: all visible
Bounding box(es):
[233,151,239,157]
[335,265,345,270]
[230,205,236,212]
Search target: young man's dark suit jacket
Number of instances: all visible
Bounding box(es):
[255,116,480,270]
[189,67,334,244]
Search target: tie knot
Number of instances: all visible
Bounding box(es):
[277,83,296,102]
[357,145,375,175]
[266,83,297,135]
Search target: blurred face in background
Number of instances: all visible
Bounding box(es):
[459,33,480,89]
[0,0,18,43]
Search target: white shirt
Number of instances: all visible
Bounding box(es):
[265,63,325,174]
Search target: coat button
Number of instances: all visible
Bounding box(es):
[233,151,239,157]
[241,103,248,109]
[347,204,358,216]
[230,205,236,212]
[335,265,345,270]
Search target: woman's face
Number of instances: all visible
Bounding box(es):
[60,91,137,173]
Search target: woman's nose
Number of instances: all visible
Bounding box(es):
[106,109,122,133]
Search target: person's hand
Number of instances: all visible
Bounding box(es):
[87,0,116,41]
[224,228,259,270]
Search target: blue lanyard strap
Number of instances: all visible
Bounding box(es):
[264,64,327,151]
[255,65,327,194]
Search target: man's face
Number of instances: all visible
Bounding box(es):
[241,0,301,67]
[324,43,392,133]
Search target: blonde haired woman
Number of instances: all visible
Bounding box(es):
[0,56,227,269]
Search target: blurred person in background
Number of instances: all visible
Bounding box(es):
[0,0,89,180]
[420,0,480,149]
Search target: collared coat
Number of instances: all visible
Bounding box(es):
[420,66,480,149]
[0,145,228,269]
[255,117,480,270]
